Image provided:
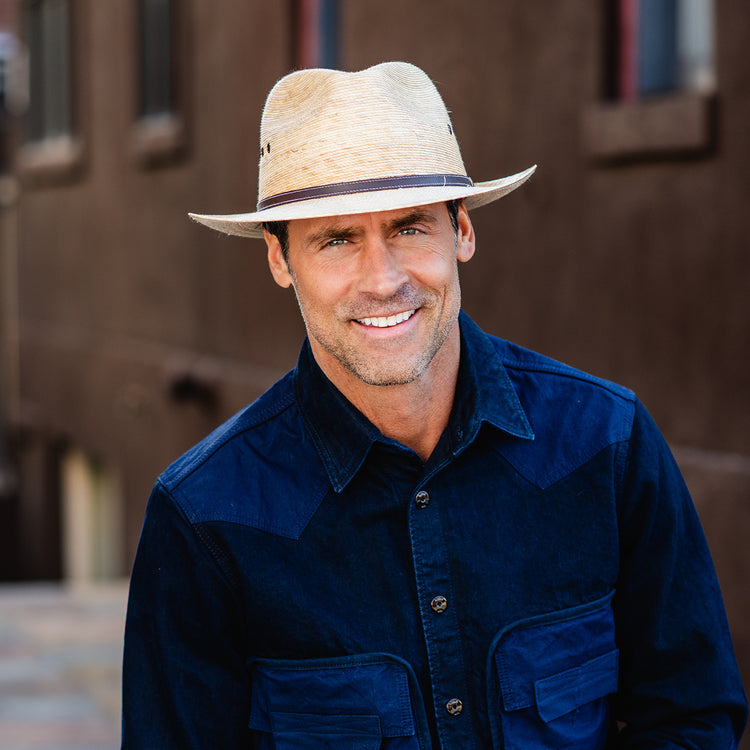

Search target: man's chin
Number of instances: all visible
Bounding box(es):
[350,371,422,388]
[342,355,433,388]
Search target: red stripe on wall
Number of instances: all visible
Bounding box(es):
[618,0,639,100]
[295,0,321,70]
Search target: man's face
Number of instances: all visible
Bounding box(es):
[266,201,475,390]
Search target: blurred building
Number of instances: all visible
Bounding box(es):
[0,0,748,721]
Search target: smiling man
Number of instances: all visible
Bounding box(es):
[122,63,747,749]
[266,202,474,460]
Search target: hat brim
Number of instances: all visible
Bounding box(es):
[189,165,536,239]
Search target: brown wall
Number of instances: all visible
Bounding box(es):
[9,0,303,566]
[2,0,748,719]
[342,1,750,453]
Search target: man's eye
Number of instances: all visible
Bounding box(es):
[326,238,349,247]
[398,227,419,236]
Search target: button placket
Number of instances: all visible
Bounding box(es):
[408,484,475,743]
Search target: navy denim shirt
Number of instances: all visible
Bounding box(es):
[122,312,747,749]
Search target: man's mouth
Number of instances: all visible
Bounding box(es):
[355,309,417,328]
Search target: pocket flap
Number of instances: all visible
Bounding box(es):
[249,655,415,737]
[493,595,618,716]
[534,649,619,722]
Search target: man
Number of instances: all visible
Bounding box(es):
[122,62,747,748]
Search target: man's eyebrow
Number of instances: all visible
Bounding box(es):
[385,209,440,232]
[305,224,360,247]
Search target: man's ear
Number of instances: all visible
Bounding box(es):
[265,230,294,288]
[456,201,476,263]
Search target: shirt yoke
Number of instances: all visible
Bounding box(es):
[157,370,330,539]
[488,336,637,489]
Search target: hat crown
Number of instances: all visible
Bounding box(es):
[188,61,536,238]
[257,62,467,205]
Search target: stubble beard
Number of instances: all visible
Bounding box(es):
[297,285,459,387]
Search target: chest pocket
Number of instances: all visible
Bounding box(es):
[248,653,426,750]
[490,594,619,750]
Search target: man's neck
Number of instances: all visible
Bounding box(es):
[315,330,461,463]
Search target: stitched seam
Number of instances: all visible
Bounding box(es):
[501,358,636,402]
[258,174,472,209]
[167,390,297,488]
[163,484,245,617]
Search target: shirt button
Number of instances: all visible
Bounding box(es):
[430,595,448,613]
[446,698,463,716]
[415,490,430,508]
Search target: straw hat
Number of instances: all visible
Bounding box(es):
[189,62,536,239]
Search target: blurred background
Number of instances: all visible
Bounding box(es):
[0,0,747,745]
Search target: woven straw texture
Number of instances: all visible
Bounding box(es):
[190,62,536,238]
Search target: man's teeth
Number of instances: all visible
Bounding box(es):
[357,309,416,328]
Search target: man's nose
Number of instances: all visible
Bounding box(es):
[357,237,409,297]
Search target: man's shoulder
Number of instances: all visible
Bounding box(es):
[461,312,635,407]
[160,370,297,487]
[487,334,636,405]
[481,332,638,489]
[155,369,329,538]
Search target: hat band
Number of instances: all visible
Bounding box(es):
[257,173,473,212]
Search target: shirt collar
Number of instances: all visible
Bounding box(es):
[294,311,534,493]
[456,312,535,443]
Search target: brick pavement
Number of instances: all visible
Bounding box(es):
[0,582,127,750]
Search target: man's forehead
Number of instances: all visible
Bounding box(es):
[289,202,448,235]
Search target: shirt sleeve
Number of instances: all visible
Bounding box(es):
[613,399,748,747]
[121,483,253,749]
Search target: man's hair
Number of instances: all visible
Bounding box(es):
[264,199,461,263]
[263,220,290,260]
[446,198,461,234]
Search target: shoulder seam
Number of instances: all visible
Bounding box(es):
[153,481,244,605]
[500,356,636,402]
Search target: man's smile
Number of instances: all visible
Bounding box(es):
[354,309,417,328]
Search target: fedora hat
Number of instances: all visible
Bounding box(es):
[189,61,536,238]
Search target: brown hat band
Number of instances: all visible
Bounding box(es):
[257,173,473,212]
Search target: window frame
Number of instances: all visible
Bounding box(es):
[130,0,188,168]
[583,0,717,163]
[17,0,86,185]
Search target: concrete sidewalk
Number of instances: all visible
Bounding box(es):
[0,582,127,750]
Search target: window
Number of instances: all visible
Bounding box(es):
[132,0,185,165]
[24,0,73,143]
[582,0,716,161]
[0,32,20,173]
[614,0,715,100]
[676,0,715,92]
[18,0,83,183]
[294,0,339,70]
[138,0,174,118]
